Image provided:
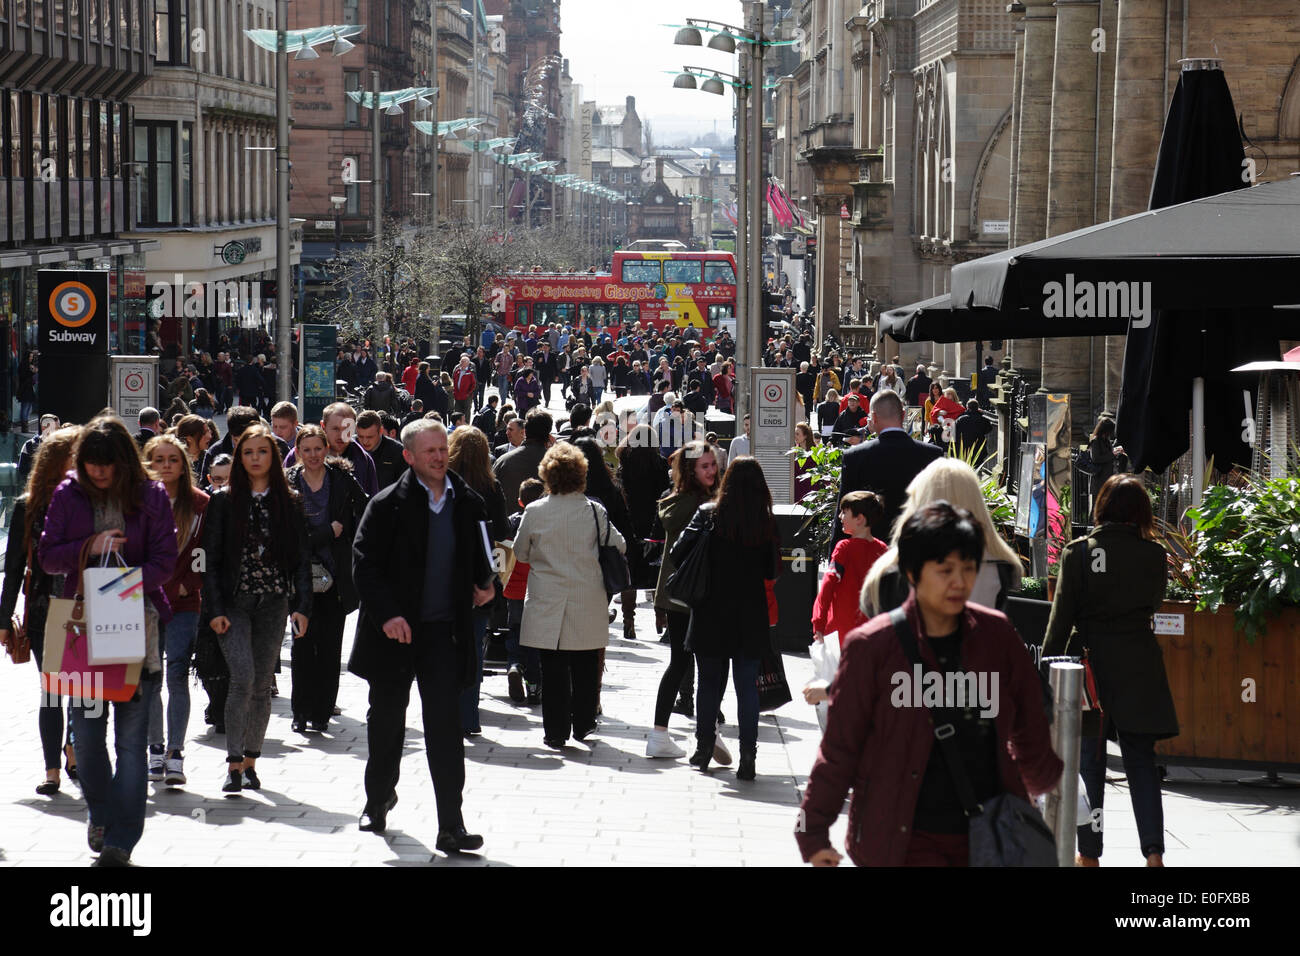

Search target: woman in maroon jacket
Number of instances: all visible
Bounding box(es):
[143,434,209,787]
[797,502,1061,867]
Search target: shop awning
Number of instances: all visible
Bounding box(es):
[0,238,162,270]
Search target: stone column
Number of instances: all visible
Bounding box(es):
[1105,0,1166,412]
[1010,0,1056,383]
[1043,0,1100,437]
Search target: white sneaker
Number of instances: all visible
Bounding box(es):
[164,755,186,786]
[645,728,686,759]
[713,721,733,766]
[148,752,164,781]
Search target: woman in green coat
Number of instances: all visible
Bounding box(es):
[1044,474,1178,868]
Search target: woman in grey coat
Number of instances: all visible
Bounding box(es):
[515,442,625,749]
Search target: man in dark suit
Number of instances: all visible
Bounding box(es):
[355,410,408,490]
[350,419,496,854]
[838,390,942,542]
[134,407,161,448]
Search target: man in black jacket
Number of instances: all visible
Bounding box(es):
[355,410,408,490]
[838,389,942,541]
[350,420,495,853]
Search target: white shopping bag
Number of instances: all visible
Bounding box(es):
[808,635,842,733]
[83,554,147,665]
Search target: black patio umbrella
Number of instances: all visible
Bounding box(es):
[947,175,1300,317]
[1115,61,1282,474]
[880,293,1128,343]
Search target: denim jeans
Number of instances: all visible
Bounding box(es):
[505,598,541,684]
[146,610,200,753]
[496,373,510,397]
[1077,720,1166,859]
[695,655,760,752]
[459,607,490,733]
[591,386,604,404]
[221,593,290,763]
[71,677,156,856]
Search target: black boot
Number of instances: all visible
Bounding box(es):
[736,747,757,781]
[689,736,714,772]
[672,692,694,718]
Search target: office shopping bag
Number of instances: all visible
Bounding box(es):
[82,552,147,665]
[41,542,141,702]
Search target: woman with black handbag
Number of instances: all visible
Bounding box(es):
[0,425,83,796]
[797,502,1061,867]
[646,440,720,760]
[678,458,780,781]
[286,425,369,735]
[575,437,636,638]
[1043,474,1176,867]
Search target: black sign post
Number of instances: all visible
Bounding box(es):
[37,271,111,426]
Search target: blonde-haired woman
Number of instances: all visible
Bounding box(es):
[142,433,209,785]
[514,442,625,749]
[862,458,1022,617]
[0,425,82,795]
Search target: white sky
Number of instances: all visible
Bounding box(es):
[561,0,745,145]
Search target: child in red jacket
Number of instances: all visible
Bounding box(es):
[504,478,545,704]
[812,491,887,648]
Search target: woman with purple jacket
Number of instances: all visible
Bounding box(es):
[39,414,179,867]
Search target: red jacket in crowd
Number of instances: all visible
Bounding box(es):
[796,595,1062,866]
[811,536,887,646]
[452,365,477,401]
[928,394,965,425]
[402,362,420,395]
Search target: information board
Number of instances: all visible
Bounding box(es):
[298,324,338,427]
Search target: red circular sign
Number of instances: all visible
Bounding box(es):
[763,383,783,403]
[124,372,144,392]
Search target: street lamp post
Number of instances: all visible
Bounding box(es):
[745,1,765,399]
[247,13,363,404]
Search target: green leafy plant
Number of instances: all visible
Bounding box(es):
[1046,483,1071,578]
[1018,576,1048,600]
[787,443,844,561]
[1185,470,1300,642]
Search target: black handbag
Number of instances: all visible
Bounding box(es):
[665,505,713,609]
[591,502,632,597]
[757,647,793,712]
[889,608,1058,867]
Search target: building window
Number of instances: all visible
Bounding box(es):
[342,0,357,25]
[384,0,391,44]
[134,120,178,227]
[180,122,192,224]
[624,171,632,184]
[344,71,360,125]
[156,0,190,65]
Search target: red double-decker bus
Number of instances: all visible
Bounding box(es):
[489,250,737,339]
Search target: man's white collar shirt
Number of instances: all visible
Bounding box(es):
[417,474,455,514]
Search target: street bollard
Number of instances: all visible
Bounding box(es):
[1045,661,1084,867]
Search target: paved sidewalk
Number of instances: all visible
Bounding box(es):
[3,589,1299,867]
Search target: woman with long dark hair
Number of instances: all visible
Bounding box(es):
[681,458,780,780]
[142,434,210,786]
[39,414,179,866]
[0,426,82,795]
[204,424,312,793]
[286,425,368,735]
[1044,474,1176,867]
[1087,417,1121,515]
[645,440,721,761]
[448,424,510,734]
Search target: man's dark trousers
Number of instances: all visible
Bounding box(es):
[363,623,464,831]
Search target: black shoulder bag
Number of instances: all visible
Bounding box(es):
[591,501,632,597]
[664,504,714,610]
[889,607,1058,867]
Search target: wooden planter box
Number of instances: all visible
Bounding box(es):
[1153,602,1300,769]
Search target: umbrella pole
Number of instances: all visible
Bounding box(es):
[1192,375,1206,506]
